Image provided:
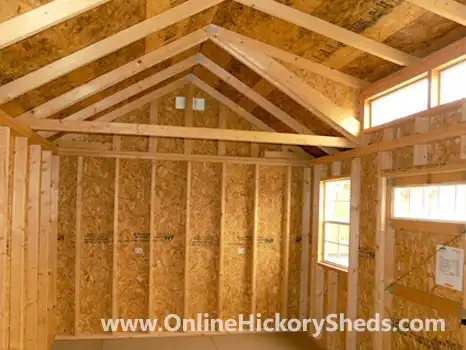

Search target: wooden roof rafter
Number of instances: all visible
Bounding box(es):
[211,38,361,142]
[405,0,466,26]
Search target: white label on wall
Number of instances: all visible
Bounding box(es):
[175,96,186,110]
[135,247,144,255]
[238,247,245,255]
[435,245,464,291]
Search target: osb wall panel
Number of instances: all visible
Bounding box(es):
[256,166,285,317]
[156,88,185,154]
[79,157,115,334]
[394,230,462,303]
[56,156,77,335]
[223,163,254,319]
[118,104,150,152]
[187,162,222,318]
[357,153,378,350]
[288,167,303,318]
[151,160,187,320]
[392,297,461,349]
[116,159,151,322]
[192,87,219,156]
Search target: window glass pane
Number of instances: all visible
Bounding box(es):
[440,60,466,105]
[393,183,466,222]
[409,187,424,218]
[324,223,339,243]
[394,187,410,217]
[324,242,339,264]
[338,245,349,267]
[339,225,350,246]
[371,78,428,127]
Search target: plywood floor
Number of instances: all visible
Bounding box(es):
[53,332,322,350]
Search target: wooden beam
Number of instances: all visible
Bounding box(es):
[217,162,226,318]
[211,41,361,141]
[39,57,197,139]
[184,162,192,319]
[313,100,466,163]
[233,0,418,66]
[25,145,42,350]
[148,103,157,322]
[251,165,260,315]
[188,75,312,158]
[48,155,60,347]
[28,119,356,148]
[111,137,120,332]
[299,167,311,319]
[38,150,52,350]
[0,0,111,50]
[327,271,338,349]
[207,25,368,89]
[346,158,361,350]
[74,157,84,335]
[198,55,338,154]
[17,29,209,122]
[184,84,195,155]
[0,110,57,152]
[10,137,29,350]
[58,148,311,167]
[281,166,292,318]
[58,78,189,142]
[406,0,466,26]
[0,127,10,350]
[0,0,224,105]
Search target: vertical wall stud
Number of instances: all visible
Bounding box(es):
[25,145,41,350]
[111,136,120,331]
[346,158,361,350]
[48,155,60,347]
[299,167,311,319]
[281,166,292,317]
[327,271,338,350]
[9,137,28,350]
[0,127,10,350]
[38,151,52,350]
[251,164,259,316]
[74,156,83,336]
[217,162,226,318]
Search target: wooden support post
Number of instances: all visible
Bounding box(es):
[251,165,260,316]
[462,234,466,350]
[38,150,52,350]
[331,161,341,177]
[327,271,338,350]
[0,127,11,350]
[112,136,120,330]
[48,155,60,348]
[10,137,28,350]
[374,152,393,350]
[74,156,83,335]
[281,166,292,317]
[25,145,42,350]
[218,163,226,319]
[346,158,361,350]
[184,85,194,154]
[413,117,429,166]
[148,101,158,323]
[309,164,326,338]
[299,167,311,319]
[184,162,192,319]
[461,135,466,160]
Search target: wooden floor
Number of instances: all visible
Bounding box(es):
[53,332,322,350]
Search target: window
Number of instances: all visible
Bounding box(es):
[321,179,351,268]
[439,60,466,105]
[370,78,429,127]
[393,183,466,223]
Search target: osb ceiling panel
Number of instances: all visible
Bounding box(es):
[0,0,52,23]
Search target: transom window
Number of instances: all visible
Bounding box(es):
[321,179,351,268]
[370,78,429,127]
[393,183,466,223]
[440,60,466,105]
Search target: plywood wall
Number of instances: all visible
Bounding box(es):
[56,83,309,337]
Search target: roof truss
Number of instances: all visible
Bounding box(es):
[406,0,466,26]
[26,119,356,148]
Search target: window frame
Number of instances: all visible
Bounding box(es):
[368,75,429,128]
[318,176,351,272]
[438,59,466,106]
